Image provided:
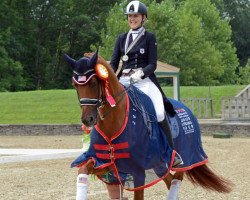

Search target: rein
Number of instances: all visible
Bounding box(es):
[96,84,135,120]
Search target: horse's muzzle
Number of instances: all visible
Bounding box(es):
[81,108,98,127]
[81,116,97,127]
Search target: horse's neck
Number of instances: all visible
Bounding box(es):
[96,67,127,138]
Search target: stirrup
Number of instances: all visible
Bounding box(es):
[172,152,183,167]
[173,157,182,167]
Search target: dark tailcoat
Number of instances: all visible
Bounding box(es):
[110,31,175,116]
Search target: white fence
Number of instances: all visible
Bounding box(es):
[222,97,250,120]
[181,98,214,118]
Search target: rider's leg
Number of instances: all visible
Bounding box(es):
[159,117,174,148]
[134,78,181,166]
[134,79,173,145]
[158,117,182,167]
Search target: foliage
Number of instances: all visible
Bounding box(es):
[237,59,250,84]
[100,0,239,85]
[0,45,25,92]
[182,0,239,84]
[98,1,128,59]
[0,0,247,91]
[174,0,250,67]
[0,0,120,91]
[218,0,250,67]
[0,0,25,91]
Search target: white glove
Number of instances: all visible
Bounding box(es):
[130,69,144,83]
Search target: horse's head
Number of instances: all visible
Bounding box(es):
[64,50,104,127]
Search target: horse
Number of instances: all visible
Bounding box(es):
[64,51,232,200]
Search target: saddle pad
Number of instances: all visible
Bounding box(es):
[168,99,208,171]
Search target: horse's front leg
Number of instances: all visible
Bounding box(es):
[76,165,89,200]
[76,159,110,200]
[132,170,146,200]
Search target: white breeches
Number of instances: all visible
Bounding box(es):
[119,76,165,122]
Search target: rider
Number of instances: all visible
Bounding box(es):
[110,0,181,167]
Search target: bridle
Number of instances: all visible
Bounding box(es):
[75,76,127,121]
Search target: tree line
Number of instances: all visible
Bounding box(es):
[0,0,249,91]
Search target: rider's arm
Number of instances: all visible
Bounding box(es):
[142,33,157,78]
[110,35,122,73]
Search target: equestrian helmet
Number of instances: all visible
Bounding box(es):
[125,1,147,17]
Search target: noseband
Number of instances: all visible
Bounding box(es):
[79,98,103,107]
[78,81,104,107]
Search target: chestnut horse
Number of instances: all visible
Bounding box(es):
[64,51,232,200]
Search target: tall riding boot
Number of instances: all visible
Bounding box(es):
[159,117,174,149]
[159,117,182,167]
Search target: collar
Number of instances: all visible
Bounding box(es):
[131,26,144,34]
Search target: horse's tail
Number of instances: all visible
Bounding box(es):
[185,164,233,193]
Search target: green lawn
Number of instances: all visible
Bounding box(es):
[0,90,80,124]
[0,85,247,124]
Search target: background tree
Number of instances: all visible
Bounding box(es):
[0,0,246,91]
[181,0,239,84]
[218,0,250,67]
[0,35,24,92]
[0,0,120,91]
[0,0,25,91]
[100,0,239,85]
[175,0,249,68]
[237,59,250,84]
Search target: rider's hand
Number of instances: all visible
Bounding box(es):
[130,69,144,83]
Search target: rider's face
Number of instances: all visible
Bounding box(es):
[127,14,144,29]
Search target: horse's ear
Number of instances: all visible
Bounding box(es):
[89,49,98,68]
[64,54,76,70]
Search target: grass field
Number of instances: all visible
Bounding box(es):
[0,90,80,124]
[0,85,246,124]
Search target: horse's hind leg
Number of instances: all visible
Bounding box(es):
[165,172,183,200]
[163,173,174,189]
[134,190,144,200]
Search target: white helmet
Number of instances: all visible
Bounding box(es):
[125,1,147,17]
